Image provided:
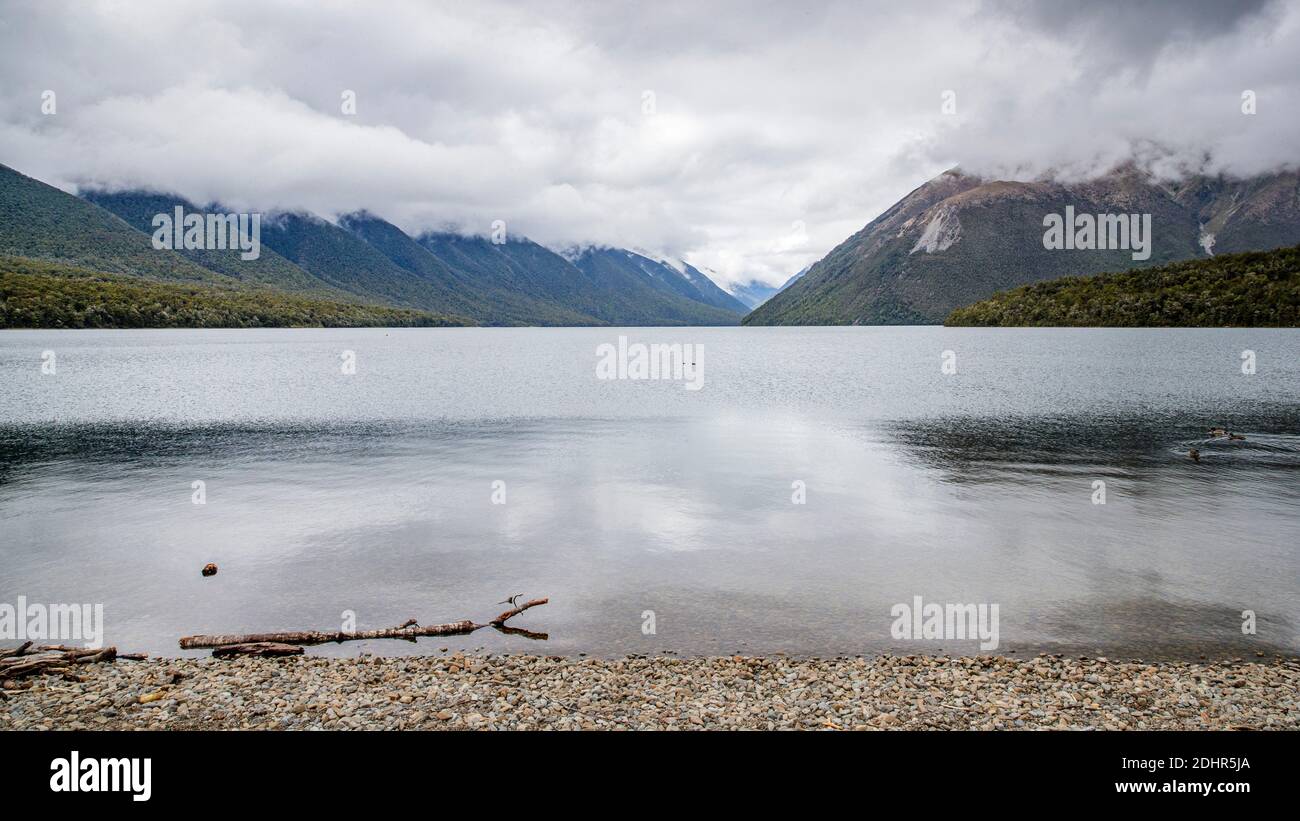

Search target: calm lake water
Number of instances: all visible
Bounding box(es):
[1,326,1298,659]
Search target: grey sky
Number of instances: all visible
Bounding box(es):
[1,0,1296,286]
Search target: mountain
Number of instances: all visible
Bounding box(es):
[0,163,227,284]
[0,167,468,328]
[3,161,750,327]
[729,280,778,309]
[339,212,594,325]
[677,262,748,313]
[745,166,1300,326]
[254,211,493,315]
[946,245,1300,327]
[780,266,809,291]
[729,267,808,309]
[1168,172,1300,255]
[80,196,611,325]
[567,247,745,325]
[624,251,748,313]
[412,231,613,324]
[410,236,742,325]
[354,214,693,325]
[344,219,746,325]
[82,190,343,295]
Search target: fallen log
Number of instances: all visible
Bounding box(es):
[23,644,89,653]
[73,647,117,664]
[1,652,67,670]
[4,662,72,679]
[180,619,478,649]
[11,644,107,657]
[0,654,60,674]
[0,641,33,659]
[212,642,305,658]
[0,646,120,680]
[179,597,551,651]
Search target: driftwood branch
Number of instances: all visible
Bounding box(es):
[179,597,551,654]
[490,598,549,626]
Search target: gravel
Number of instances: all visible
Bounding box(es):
[2,652,1296,730]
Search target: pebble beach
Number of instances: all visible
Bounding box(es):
[3,652,1297,730]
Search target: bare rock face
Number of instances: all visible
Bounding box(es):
[746,166,1300,326]
[910,205,962,254]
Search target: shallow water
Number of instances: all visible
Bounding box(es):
[1,326,1297,658]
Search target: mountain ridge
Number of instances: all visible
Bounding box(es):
[80,189,348,296]
[745,166,1300,326]
[1,162,749,327]
[0,163,232,285]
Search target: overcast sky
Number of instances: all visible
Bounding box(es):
[1,0,1298,287]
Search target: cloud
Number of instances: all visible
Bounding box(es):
[1,0,1297,288]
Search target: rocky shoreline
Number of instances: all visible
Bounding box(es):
[2,653,1296,730]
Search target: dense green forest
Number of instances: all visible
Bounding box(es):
[945,245,1300,327]
[0,256,469,329]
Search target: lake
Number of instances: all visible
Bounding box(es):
[1,326,1298,659]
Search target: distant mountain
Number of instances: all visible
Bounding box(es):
[83,189,343,295]
[729,267,808,309]
[0,163,226,284]
[407,235,742,325]
[255,211,492,315]
[568,247,744,325]
[780,266,809,291]
[339,212,595,326]
[415,232,614,324]
[946,245,1300,327]
[729,280,777,309]
[745,166,1300,326]
[623,251,748,313]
